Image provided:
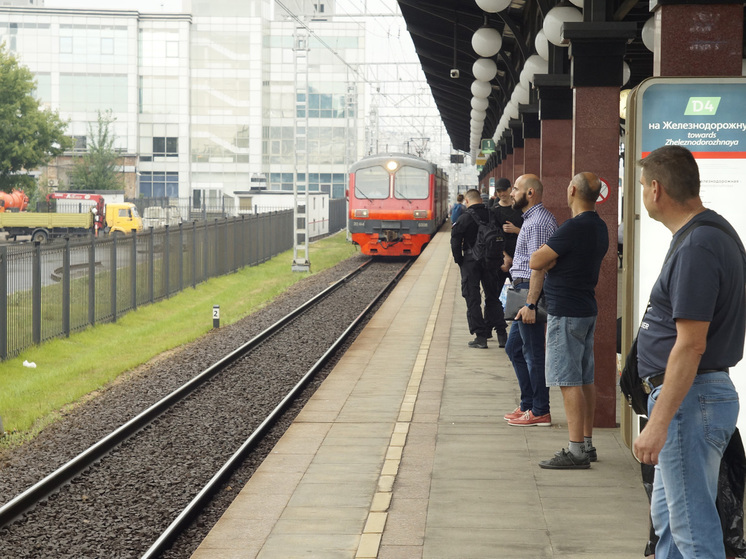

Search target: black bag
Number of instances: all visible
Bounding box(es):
[619,336,649,416]
[467,209,504,269]
[504,285,548,322]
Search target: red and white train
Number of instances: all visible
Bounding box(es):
[347,153,449,256]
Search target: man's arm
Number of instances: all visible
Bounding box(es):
[529,243,558,271]
[514,268,547,324]
[632,318,709,465]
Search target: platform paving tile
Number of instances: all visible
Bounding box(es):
[287,481,377,508]
[422,529,553,559]
[256,533,361,559]
[271,505,370,535]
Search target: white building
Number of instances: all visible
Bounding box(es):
[0,0,364,204]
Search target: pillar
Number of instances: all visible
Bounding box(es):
[509,119,525,179]
[521,104,541,177]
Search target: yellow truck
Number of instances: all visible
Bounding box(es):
[0,202,143,243]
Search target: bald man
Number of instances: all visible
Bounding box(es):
[529,172,609,468]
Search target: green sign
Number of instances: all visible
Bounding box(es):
[684,97,721,116]
[480,139,495,153]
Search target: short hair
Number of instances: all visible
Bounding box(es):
[495,178,511,191]
[522,175,543,196]
[456,194,464,202]
[465,189,481,203]
[573,173,601,203]
[638,145,700,203]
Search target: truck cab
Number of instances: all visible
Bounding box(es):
[105,203,143,234]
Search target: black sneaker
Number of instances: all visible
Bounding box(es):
[496,330,507,348]
[586,446,597,462]
[467,336,488,349]
[539,449,590,470]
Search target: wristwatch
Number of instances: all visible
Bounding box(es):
[525,303,536,311]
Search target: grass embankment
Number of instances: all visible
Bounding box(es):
[0,232,358,447]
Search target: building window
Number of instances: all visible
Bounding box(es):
[60,37,72,54]
[153,137,178,158]
[139,172,179,198]
[69,135,86,152]
[166,41,178,58]
[101,37,114,55]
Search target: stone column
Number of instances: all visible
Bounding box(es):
[521,104,541,177]
[563,21,636,428]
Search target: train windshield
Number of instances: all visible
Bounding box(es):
[354,166,390,199]
[394,166,429,199]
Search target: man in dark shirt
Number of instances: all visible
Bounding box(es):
[450,188,504,349]
[633,146,745,558]
[529,172,608,469]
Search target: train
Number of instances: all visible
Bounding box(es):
[347,153,449,256]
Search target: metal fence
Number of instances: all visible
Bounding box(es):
[0,210,294,360]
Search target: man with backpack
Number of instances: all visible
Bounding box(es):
[450,188,505,349]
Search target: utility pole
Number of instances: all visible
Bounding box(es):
[292,25,310,272]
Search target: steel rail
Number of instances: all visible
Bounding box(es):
[141,259,411,559]
[0,259,372,528]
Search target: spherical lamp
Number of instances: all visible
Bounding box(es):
[543,6,582,47]
[535,29,549,61]
[471,96,489,111]
[642,16,655,52]
[475,0,511,13]
[622,60,631,86]
[520,54,548,87]
[506,99,519,119]
[472,57,498,82]
[471,79,492,98]
[471,108,487,121]
[472,27,502,57]
[568,0,583,7]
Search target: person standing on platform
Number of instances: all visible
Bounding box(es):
[451,193,465,223]
[504,174,557,427]
[450,188,504,349]
[529,172,608,468]
[632,146,745,558]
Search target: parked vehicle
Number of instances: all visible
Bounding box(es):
[0,190,29,212]
[142,206,182,229]
[0,192,143,243]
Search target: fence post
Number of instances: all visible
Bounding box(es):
[192,221,197,288]
[89,235,95,326]
[131,231,137,311]
[203,219,209,281]
[178,222,184,291]
[164,225,170,298]
[32,242,41,344]
[111,234,117,322]
[148,228,154,304]
[63,238,70,337]
[0,246,7,360]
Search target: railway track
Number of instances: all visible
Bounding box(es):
[0,257,411,558]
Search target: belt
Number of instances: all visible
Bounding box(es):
[512,278,529,286]
[642,368,730,394]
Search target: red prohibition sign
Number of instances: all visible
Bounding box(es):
[597,177,610,204]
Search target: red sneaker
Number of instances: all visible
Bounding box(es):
[508,410,552,427]
[503,406,524,421]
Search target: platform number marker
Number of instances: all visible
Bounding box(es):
[213,305,220,329]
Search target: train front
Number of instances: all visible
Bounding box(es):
[347,155,438,256]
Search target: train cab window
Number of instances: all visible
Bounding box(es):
[354,166,390,199]
[394,166,429,199]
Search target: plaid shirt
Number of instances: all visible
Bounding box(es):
[509,202,558,280]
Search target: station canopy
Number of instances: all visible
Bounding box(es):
[397,0,656,153]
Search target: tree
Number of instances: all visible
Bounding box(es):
[0,45,71,191]
[68,110,124,191]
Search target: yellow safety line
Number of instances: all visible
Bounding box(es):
[355,258,451,559]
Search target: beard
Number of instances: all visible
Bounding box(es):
[512,194,528,211]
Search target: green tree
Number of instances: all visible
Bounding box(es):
[0,44,71,191]
[68,110,124,191]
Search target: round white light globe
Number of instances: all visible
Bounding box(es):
[472,57,498,82]
[506,100,519,119]
[520,54,548,87]
[543,6,582,47]
[535,29,549,61]
[569,0,583,7]
[471,109,487,121]
[471,96,489,111]
[475,0,511,13]
[642,16,655,52]
[471,79,492,98]
[512,83,530,104]
[472,27,503,57]
[622,60,631,86]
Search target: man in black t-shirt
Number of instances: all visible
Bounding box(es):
[529,172,608,469]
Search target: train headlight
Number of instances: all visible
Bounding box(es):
[354,209,369,218]
[386,160,398,172]
[413,210,428,219]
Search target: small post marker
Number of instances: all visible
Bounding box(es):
[213,305,220,329]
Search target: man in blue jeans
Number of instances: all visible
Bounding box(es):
[529,172,608,468]
[633,146,746,558]
[503,174,557,427]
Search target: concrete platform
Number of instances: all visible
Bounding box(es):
[191,228,651,559]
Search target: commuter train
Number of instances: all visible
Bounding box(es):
[348,153,449,256]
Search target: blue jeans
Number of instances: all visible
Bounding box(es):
[505,315,549,416]
[648,371,738,559]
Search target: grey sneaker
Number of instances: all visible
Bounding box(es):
[539,449,590,470]
[586,446,597,462]
[467,336,488,349]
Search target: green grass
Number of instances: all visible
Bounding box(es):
[0,232,358,447]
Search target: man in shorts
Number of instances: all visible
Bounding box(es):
[529,172,608,468]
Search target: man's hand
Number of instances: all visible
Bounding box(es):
[503,221,519,235]
[632,422,668,465]
[515,305,536,324]
[501,252,512,272]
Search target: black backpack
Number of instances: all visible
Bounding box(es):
[467,208,504,268]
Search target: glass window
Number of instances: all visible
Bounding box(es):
[101,37,114,55]
[394,166,429,200]
[354,166,389,200]
[60,36,72,54]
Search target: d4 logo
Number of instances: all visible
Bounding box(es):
[684,97,721,115]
